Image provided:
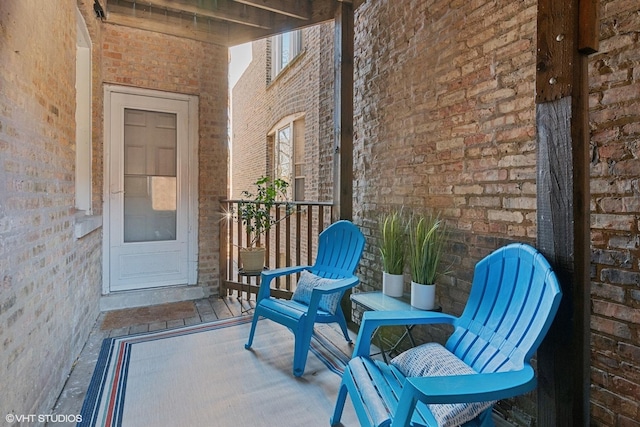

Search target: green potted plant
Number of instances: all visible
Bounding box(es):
[379,210,406,297]
[408,213,447,309]
[237,176,292,272]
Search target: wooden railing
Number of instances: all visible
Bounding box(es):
[219,199,334,300]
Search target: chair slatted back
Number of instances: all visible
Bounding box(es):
[310,220,366,279]
[446,243,562,374]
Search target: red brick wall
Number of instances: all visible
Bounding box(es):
[588,1,640,425]
[353,0,640,425]
[101,24,228,292]
[353,0,538,296]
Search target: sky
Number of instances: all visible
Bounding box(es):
[229,42,252,89]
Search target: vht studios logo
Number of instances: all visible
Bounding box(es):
[5,413,82,424]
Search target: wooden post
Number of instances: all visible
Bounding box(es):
[333,1,355,324]
[536,0,597,425]
[332,1,354,221]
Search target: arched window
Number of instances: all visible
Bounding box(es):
[270,114,306,201]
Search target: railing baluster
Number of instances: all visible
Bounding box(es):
[295,205,302,271]
[220,200,334,300]
[307,205,313,266]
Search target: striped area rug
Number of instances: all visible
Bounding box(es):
[79,316,358,427]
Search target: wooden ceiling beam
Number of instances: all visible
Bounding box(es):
[105,1,231,44]
[107,0,275,29]
[234,0,311,20]
[103,0,339,45]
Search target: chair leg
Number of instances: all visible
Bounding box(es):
[292,327,314,377]
[336,311,353,343]
[244,310,260,350]
[330,381,349,426]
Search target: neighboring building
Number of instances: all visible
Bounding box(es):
[231,23,335,201]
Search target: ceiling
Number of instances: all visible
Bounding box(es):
[102,0,361,46]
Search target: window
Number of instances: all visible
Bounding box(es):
[271,30,303,78]
[271,115,305,201]
[75,8,92,213]
[74,9,102,239]
[293,119,305,201]
[276,125,292,185]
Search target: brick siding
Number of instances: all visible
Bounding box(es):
[101,22,228,294]
[231,24,334,201]
[588,1,640,425]
[0,0,103,420]
[352,0,639,425]
[0,0,228,421]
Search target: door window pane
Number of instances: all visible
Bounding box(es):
[123,108,177,242]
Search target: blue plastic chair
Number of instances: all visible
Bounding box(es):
[331,243,562,427]
[245,220,365,377]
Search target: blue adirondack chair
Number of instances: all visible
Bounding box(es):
[331,243,562,427]
[245,220,366,377]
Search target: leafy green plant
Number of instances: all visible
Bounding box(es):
[238,176,293,248]
[408,213,448,285]
[379,210,406,275]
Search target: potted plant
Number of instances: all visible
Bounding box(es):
[408,213,447,309]
[237,176,292,272]
[379,210,406,297]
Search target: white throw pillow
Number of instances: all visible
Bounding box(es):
[391,342,496,427]
[291,270,342,314]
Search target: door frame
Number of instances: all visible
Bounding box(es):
[103,85,199,294]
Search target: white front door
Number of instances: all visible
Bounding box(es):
[104,86,198,292]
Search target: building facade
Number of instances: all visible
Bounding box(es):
[231,23,335,201]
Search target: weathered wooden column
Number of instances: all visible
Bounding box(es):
[535,0,598,425]
[332,1,354,221]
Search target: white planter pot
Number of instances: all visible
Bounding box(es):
[240,247,266,272]
[411,281,436,310]
[382,272,404,297]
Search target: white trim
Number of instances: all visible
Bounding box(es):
[271,30,303,78]
[103,85,199,295]
[75,8,92,213]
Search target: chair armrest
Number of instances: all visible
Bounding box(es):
[404,365,537,404]
[353,310,458,357]
[261,265,310,281]
[305,276,359,316]
[312,276,359,294]
[391,367,536,427]
[257,266,310,301]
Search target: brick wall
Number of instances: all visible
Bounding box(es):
[101,23,228,293]
[353,0,538,300]
[232,40,270,197]
[588,1,640,425]
[352,0,640,425]
[0,1,229,420]
[0,0,102,420]
[231,24,334,201]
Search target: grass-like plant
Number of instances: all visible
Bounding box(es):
[408,213,448,285]
[379,211,406,275]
